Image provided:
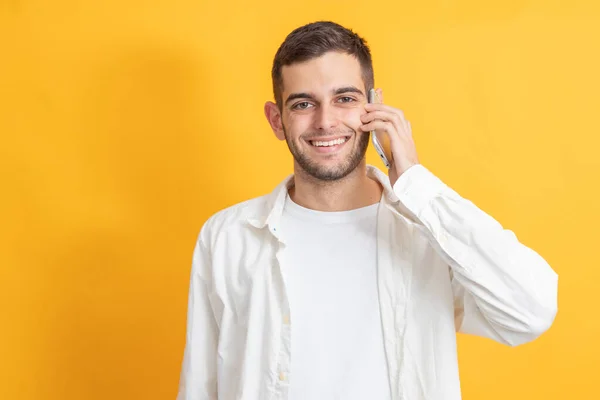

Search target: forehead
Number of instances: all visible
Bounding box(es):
[281,51,365,96]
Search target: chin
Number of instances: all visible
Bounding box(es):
[300,159,361,182]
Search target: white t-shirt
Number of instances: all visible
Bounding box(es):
[279,194,391,400]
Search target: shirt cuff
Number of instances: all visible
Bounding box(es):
[392,164,448,218]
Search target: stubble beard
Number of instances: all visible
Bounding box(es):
[282,125,370,182]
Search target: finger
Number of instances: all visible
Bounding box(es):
[360,110,404,135]
[360,119,395,134]
[364,102,406,120]
[361,119,407,159]
[365,104,412,136]
[361,111,405,135]
[361,110,404,125]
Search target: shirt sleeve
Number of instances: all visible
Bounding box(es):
[177,229,219,399]
[392,164,558,346]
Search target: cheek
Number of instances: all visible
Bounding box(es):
[286,113,312,136]
[341,108,366,131]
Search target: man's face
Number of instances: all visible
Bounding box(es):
[278,52,370,181]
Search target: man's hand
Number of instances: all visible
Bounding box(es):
[360,89,419,187]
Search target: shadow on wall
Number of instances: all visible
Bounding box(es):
[46,39,227,400]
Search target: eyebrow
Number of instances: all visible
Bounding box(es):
[284,86,365,106]
[333,86,365,97]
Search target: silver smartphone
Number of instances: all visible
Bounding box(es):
[368,88,392,168]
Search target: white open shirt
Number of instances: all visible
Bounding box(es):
[176,164,558,400]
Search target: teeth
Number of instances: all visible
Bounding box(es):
[312,137,347,147]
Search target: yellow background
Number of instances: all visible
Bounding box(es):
[1,0,598,398]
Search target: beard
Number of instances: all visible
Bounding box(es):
[283,125,370,181]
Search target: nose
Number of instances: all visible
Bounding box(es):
[314,103,339,131]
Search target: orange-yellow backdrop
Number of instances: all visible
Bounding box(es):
[2,0,599,399]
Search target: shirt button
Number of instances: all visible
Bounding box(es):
[283,314,290,325]
[279,372,286,381]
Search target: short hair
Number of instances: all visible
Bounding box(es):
[271,21,374,109]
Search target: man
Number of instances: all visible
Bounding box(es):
[177,21,558,400]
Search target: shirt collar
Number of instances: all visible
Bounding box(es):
[246,165,400,235]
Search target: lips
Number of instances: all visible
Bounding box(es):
[306,135,352,153]
[309,137,349,147]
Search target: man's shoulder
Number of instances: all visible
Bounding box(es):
[198,193,271,243]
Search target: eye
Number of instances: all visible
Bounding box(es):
[292,101,313,110]
[337,96,356,103]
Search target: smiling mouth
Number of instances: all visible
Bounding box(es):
[308,136,351,147]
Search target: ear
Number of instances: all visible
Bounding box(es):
[264,101,286,141]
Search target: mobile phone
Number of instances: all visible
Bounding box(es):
[368,88,393,168]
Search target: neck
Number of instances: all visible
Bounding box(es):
[289,161,383,212]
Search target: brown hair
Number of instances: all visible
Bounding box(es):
[271,21,374,109]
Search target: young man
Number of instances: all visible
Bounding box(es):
[177,21,558,400]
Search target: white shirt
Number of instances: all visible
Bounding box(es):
[176,164,558,400]
[279,196,390,400]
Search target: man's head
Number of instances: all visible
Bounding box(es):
[264,21,375,181]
